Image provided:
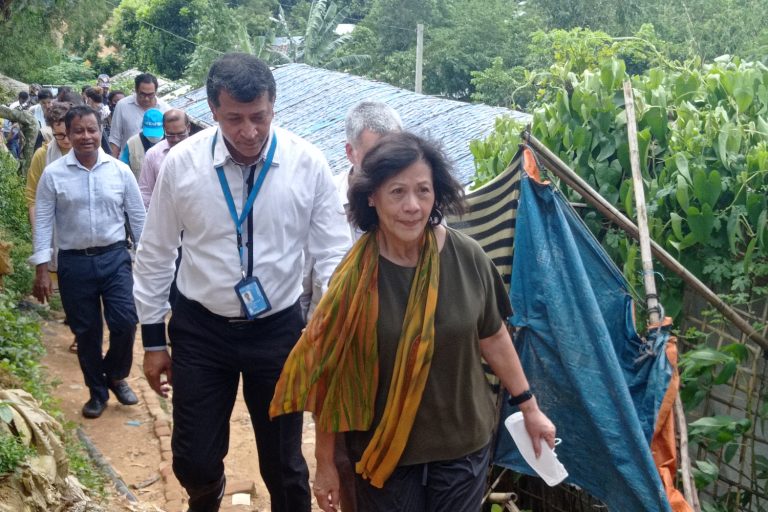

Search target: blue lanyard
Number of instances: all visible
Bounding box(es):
[212,130,278,277]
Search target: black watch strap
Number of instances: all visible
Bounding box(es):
[141,322,167,349]
[508,389,533,406]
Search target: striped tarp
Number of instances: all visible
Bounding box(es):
[447,153,522,289]
[448,152,523,391]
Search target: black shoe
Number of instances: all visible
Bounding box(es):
[82,398,107,418]
[108,380,138,405]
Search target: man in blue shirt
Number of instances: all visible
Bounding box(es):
[31,105,146,419]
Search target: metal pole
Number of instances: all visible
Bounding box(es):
[415,24,424,94]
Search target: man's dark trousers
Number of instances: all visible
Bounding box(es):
[169,294,311,512]
[57,246,137,402]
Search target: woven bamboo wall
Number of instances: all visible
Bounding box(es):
[680,290,768,511]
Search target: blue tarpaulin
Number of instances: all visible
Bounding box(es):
[493,169,673,512]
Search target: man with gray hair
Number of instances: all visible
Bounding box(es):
[339,101,403,239]
[300,100,402,512]
[302,101,402,316]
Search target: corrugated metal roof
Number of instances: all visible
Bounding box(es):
[169,63,531,184]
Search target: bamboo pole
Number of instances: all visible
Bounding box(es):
[523,132,768,354]
[624,81,699,512]
[675,395,702,512]
[623,81,661,325]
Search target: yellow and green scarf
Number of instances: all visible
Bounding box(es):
[269,227,439,488]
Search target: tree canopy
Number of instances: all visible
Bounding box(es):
[3,0,766,98]
[0,0,110,82]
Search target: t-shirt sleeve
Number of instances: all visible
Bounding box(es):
[475,243,513,339]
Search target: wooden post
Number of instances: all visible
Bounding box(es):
[624,80,700,512]
[622,81,660,324]
[675,395,702,511]
[415,24,424,94]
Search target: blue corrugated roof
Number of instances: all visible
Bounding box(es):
[169,63,530,184]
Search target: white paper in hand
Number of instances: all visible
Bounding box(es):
[504,411,568,487]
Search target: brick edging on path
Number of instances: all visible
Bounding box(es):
[135,378,186,512]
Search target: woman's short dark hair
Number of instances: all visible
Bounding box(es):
[347,132,465,232]
[206,52,276,107]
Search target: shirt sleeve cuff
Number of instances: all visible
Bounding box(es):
[28,248,52,266]
[141,322,167,350]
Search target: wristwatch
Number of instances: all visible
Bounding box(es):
[508,389,534,407]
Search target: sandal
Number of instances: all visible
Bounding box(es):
[68,341,78,353]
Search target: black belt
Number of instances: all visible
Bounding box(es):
[59,241,127,256]
[177,292,297,325]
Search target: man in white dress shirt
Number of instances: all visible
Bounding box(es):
[109,73,169,157]
[133,53,350,512]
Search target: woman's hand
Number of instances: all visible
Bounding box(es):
[314,458,341,511]
[520,400,557,458]
[315,430,340,511]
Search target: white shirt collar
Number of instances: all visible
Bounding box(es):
[212,126,280,169]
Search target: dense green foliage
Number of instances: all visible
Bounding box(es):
[184,1,268,86]
[0,430,34,476]
[335,0,768,101]
[109,0,201,80]
[0,0,111,82]
[473,55,768,318]
[470,25,670,109]
[531,57,768,314]
[29,57,96,89]
[469,54,768,509]
[0,293,44,397]
[0,151,32,298]
[4,0,766,103]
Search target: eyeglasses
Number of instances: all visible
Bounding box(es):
[53,133,68,140]
[165,130,189,140]
[137,91,156,100]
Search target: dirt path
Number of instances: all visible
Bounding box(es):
[40,317,320,512]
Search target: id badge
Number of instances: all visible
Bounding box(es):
[235,276,272,319]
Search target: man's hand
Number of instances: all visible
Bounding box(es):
[144,350,173,398]
[32,264,52,303]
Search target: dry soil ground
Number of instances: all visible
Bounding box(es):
[40,316,321,512]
